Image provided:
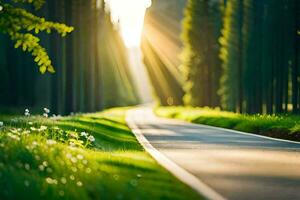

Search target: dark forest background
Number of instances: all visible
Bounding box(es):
[0,0,139,115]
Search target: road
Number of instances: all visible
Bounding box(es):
[127,107,300,200]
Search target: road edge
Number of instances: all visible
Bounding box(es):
[126,109,227,200]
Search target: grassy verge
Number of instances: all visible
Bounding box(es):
[156,107,300,142]
[0,108,201,200]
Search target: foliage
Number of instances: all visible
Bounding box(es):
[0,0,73,73]
[0,108,201,200]
[181,0,222,107]
[156,107,300,141]
[219,0,300,113]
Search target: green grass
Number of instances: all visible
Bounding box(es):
[0,108,201,200]
[156,106,300,141]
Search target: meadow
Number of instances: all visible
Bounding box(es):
[0,108,200,200]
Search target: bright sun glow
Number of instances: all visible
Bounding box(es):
[106,0,152,47]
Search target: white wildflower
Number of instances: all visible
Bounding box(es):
[61,177,67,184]
[28,122,33,125]
[44,108,50,114]
[69,175,75,180]
[76,181,83,187]
[39,165,45,171]
[0,122,3,127]
[88,135,95,142]
[42,161,48,167]
[46,139,57,146]
[77,154,84,160]
[0,5,3,12]
[80,132,88,137]
[85,168,91,173]
[71,157,77,163]
[25,109,30,116]
[23,130,30,135]
[7,133,20,141]
[45,177,57,184]
[43,113,48,118]
[39,125,47,132]
[32,141,38,146]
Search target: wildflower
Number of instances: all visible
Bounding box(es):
[45,177,57,185]
[7,133,20,141]
[82,160,88,165]
[30,127,37,131]
[76,181,83,187]
[71,157,77,163]
[88,135,95,142]
[46,139,57,145]
[85,168,91,174]
[0,5,3,12]
[25,109,30,116]
[10,129,18,134]
[71,167,77,172]
[66,153,72,158]
[39,125,47,132]
[23,130,30,135]
[69,142,76,147]
[39,165,45,171]
[44,108,50,114]
[0,121,3,127]
[32,141,38,146]
[77,154,84,160]
[80,132,88,137]
[61,177,67,184]
[42,161,48,167]
[28,122,33,125]
[69,175,75,180]
[43,113,48,118]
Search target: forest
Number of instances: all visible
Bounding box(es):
[143,0,300,115]
[1,1,300,199]
[0,0,139,115]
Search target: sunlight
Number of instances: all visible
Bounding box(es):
[106,0,152,47]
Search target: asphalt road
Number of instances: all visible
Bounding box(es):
[127,107,300,200]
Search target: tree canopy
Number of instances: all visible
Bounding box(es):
[0,0,73,73]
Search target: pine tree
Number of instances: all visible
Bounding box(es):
[181,0,222,107]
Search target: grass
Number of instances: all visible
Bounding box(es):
[0,108,201,200]
[156,106,300,141]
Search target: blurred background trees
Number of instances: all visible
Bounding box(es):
[1,0,299,115]
[0,0,139,114]
[143,0,300,114]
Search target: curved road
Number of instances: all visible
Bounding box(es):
[127,107,300,200]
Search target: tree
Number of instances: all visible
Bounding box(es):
[181,0,222,107]
[0,0,73,73]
